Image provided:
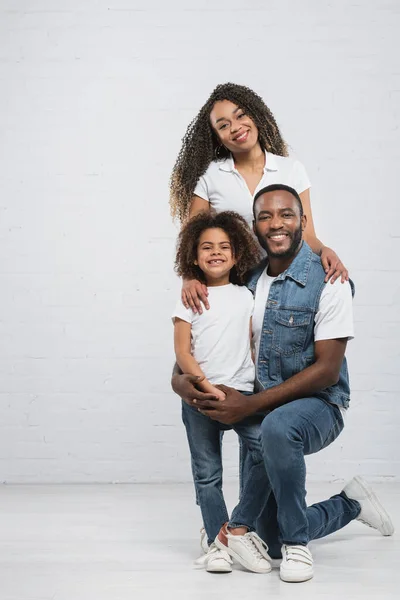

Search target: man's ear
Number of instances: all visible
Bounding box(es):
[301,214,307,231]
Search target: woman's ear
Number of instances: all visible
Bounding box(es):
[194,259,198,265]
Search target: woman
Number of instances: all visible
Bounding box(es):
[170,82,348,314]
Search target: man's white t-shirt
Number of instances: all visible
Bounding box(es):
[252,269,354,416]
[172,284,255,392]
[194,152,311,229]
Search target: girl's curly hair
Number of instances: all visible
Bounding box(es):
[175,211,261,285]
[170,82,288,222]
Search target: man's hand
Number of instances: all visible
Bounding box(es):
[171,373,218,407]
[194,385,256,424]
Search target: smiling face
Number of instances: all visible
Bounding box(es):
[253,190,306,259]
[209,99,259,155]
[195,227,236,286]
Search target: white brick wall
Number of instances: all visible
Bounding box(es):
[0,0,399,482]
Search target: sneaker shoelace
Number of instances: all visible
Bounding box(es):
[283,545,313,566]
[242,532,270,561]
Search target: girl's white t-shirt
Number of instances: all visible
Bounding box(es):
[172,284,255,392]
[194,151,311,229]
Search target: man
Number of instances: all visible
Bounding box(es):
[172,184,394,582]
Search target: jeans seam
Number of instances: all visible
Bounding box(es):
[308,508,356,541]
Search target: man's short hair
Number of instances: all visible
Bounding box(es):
[253,184,304,218]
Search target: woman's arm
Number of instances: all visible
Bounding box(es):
[174,318,225,400]
[189,195,210,219]
[299,188,349,283]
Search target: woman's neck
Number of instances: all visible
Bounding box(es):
[233,143,265,171]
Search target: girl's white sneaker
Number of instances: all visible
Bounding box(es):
[203,543,233,573]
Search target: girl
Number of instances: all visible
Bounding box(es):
[172,211,270,574]
[170,82,348,315]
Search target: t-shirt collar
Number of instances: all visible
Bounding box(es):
[218,150,279,173]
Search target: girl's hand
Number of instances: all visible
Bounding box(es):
[321,246,349,284]
[182,278,209,314]
[209,385,226,402]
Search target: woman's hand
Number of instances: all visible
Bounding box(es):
[182,278,209,314]
[321,246,349,284]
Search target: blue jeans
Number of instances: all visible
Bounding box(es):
[254,397,361,557]
[182,399,269,546]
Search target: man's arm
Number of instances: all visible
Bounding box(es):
[195,337,348,423]
[252,337,347,411]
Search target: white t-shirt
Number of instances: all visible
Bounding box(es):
[194,151,311,229]
[172,284,255,392]
[252,269,354,415]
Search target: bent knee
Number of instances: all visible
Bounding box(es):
[261,411,300,450]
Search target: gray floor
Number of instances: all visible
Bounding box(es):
[0,481,398,600]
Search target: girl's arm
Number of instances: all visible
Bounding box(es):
[174,318,226,401]
[180,195,211,314]
[299,189,349,284]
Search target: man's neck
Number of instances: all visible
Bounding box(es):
[266,242,303,277]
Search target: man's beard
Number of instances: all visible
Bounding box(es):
[256,224,303,259]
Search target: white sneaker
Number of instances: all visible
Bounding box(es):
[342,476,394,536]
[205,543,233,573]
[215,524,271,574]
[280,544,314,583]
[200,526,209,554]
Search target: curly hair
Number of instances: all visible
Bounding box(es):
[170,82,288,222]
[175,211,261,285]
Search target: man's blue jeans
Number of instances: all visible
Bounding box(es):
[253,397,361,557]
[182,400,269,546]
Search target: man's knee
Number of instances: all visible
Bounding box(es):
[261,410,301,455]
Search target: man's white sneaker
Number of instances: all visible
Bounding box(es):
[342,476,394,536]
[196,543,232,573]
[200,527,209,553]
[280,544,314,583]
[215,523,271,574]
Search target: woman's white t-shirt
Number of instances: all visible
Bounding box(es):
[172,284,255,392]
[194,151,311,229]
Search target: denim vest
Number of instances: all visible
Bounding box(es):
[247,242,354,409]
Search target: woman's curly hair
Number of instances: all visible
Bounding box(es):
[175,211,261,285]
[170,82,288,222]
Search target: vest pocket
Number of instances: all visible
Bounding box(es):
[272,309,312,355]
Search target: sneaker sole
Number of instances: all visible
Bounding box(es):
[352,476,394,536]
[280,565,314,583]
[206,564,232,573]
[214,537,272,574]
